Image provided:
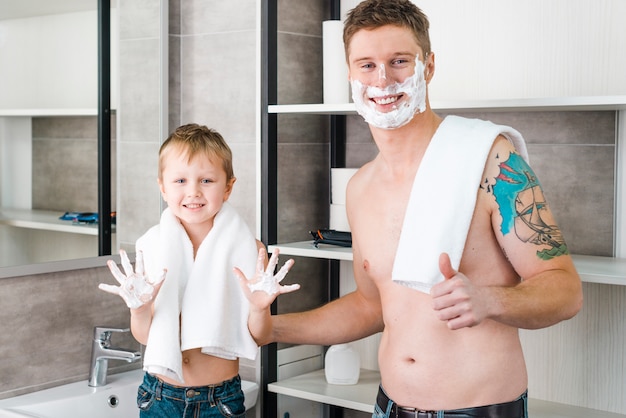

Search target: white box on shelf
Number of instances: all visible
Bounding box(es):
[322,20,349,104]
[331,168,358,205]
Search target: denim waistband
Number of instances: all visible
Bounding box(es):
[142,372,242,403]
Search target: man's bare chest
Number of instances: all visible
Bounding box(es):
[351,198,409,281]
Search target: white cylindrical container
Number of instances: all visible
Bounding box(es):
[324,344,360,385]
[323,20,350,104]
[331,168,358,204]
[329,203,350,231]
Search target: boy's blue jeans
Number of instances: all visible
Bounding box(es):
[137,372,246,418]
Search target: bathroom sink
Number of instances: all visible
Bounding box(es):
[0,370,259,417]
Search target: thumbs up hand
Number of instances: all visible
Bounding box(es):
[430,253,488,330]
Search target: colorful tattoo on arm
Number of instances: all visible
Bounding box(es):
[491,152,569,260]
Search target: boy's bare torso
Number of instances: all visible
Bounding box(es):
[158,349,239,387]
[348,140,528,410]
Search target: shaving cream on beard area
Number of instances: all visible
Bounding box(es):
[350,57,427,130]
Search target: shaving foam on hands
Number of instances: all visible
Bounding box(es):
[247,249,297,296]
[100,250,165,309]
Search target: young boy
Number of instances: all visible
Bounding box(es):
[100,123,297,417]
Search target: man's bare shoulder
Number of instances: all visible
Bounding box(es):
[347,160,377,192]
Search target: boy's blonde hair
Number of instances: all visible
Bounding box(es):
[343,0,431,61]
[159,124,234,181]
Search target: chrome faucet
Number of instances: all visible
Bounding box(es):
[88,326,142,387]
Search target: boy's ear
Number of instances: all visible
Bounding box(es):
[224,177,237,200]
[158,178,166,200]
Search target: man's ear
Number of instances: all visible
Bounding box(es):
[425,51,435,83]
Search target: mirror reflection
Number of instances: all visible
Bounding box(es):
[0,1,118,268]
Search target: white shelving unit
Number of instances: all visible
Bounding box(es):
[267,239,626,418]
[269,242,626,287]
[270,241,353,261]
[0,109,98,117]
[0,108,115,267]
[0,109,103,233]
[0,208,103,236]
[268,242,626,418]
[269,95,626,115]
[265,95,626,417]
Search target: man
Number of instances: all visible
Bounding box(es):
[238,1,582,416]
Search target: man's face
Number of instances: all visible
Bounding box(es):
[348,25,426,113]
[347,25,431,129]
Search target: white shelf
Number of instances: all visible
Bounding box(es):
[571,255,626,285]
[268,369,380,413]
[0,109,99,117]
[0,208,104,236]
[269,95,626,115]
[269,103,356,115]
[268,242,626,286]
[268,241,353,261]
[268,369,626,418]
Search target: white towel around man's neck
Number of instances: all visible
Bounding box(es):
[391,115,529,293]
[137,202,258,384]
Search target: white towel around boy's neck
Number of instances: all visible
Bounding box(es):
[138,202,258,384]
[391,115,529,293]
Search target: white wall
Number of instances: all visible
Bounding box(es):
[0,9,118,109]
[341,0,626,100]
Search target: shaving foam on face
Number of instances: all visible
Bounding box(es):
[351,56,427,130]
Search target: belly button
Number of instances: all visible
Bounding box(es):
[363,260,370,271]
[183,357,190,364]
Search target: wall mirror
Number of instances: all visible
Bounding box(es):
[0,0,122,273]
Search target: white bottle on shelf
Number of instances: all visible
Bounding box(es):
[324,344,360,385]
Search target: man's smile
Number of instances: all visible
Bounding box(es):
[371,94,403,106]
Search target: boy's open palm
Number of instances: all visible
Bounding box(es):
[235,247,299,311]
[99,249,166,310]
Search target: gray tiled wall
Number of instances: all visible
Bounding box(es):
[116,0,164,253]
[32,115,117,213]
[0,265,257,404]
[0,265,138,399]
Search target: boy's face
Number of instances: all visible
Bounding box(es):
[347,24,429,114]
[158,148,235,233]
